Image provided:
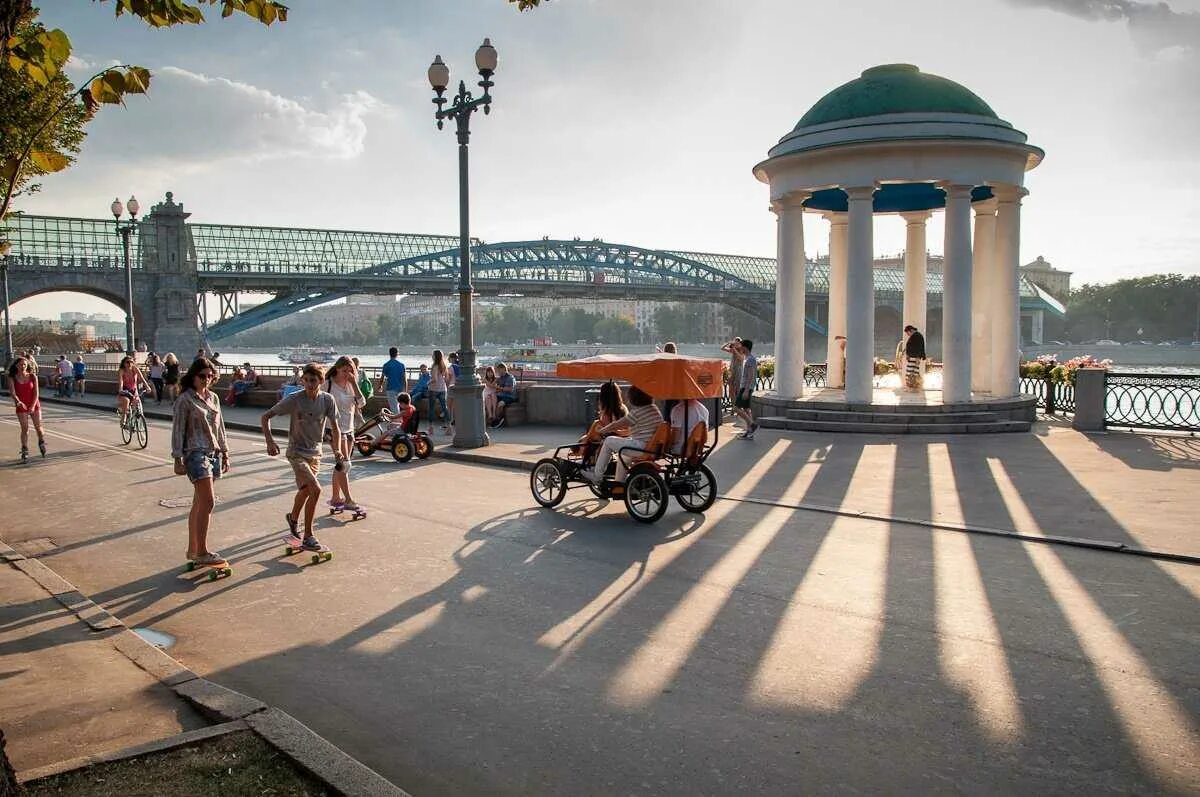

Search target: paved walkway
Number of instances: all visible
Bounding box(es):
[35,390,1200,559]
[0,400,1196,794]
[0,555,207,773]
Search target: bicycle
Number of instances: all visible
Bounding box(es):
[120,391,150,449]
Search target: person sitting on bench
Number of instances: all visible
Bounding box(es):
[491,362,518,428]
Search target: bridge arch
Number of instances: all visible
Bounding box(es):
[6,283,147,345]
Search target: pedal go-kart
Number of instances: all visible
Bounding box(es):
[352,411,434,463]
[530,353,721,523]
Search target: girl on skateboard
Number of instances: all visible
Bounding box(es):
[325,356,366,512]
[260,362,342,552]
[170,357,230,570]
[8,356,46,461]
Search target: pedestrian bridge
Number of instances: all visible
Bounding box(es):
[2,197,1063,350]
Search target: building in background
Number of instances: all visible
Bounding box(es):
[1020,256,1071,302]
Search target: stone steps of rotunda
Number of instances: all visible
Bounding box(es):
[784,409,1001,425]
[757,417,1032,435]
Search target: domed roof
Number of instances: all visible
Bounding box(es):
[796,64,997,129]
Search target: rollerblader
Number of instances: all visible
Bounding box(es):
[8,357,45,461]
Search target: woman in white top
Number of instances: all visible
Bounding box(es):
[585,385,664,484]
[326,356,366,510]
[427,349,453,434]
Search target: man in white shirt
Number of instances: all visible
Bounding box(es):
[670,398,710,455]
[56,355,74,397]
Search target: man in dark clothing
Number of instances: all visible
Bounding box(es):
[902,325,926,391]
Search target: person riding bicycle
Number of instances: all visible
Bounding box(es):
[117,355,154,427]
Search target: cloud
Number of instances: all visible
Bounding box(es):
[1005,0,1200,53]
[91,66,387,169]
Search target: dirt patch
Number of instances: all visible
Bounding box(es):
[24,730,329,796]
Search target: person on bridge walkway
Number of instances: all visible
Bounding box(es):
[8,357,46,461]
[170,357,229,567]
[261,363,342,552]
[326,356,366,512]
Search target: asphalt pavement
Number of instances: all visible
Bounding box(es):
[0,400,1197,795]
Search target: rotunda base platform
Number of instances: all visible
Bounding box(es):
[751,388,1036,434]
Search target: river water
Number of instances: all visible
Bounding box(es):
[214,345,1200,375]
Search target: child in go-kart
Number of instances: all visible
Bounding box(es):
[582,385,663,485]
[380,392,418,435]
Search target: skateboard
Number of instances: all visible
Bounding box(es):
[329,502,367,521]
[282,533,333,564]
[183,558,233,581]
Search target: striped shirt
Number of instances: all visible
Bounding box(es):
[628,403,664,441]
[171,389,228,459]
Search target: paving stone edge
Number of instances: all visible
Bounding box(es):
[0,539,411,797]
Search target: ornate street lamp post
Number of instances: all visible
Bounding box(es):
[111,195,140,356]
[427,38,498,450]
[1,240,13,365]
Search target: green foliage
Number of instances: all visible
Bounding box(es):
[0,19,88,209]
[509,0,546,8]
[477,305,538,344]
[593,315,638,344]
[1065,274,1200,342]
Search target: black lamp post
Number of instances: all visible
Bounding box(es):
[1,240,12,365]
[428,38,498,449]
[111,195,140,356]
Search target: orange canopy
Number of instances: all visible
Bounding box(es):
[556,353,725,399]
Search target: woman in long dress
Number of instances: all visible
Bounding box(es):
[902,325,926,391]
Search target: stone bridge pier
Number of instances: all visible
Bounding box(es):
[7,193,201,355]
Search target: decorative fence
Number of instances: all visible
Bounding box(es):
[1105,372,1200,432]
[1019,376,1076,415]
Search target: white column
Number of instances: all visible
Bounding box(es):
[971,199,997,393]
[991,184,1025,398]
[772,191,810,398]
[823,212,848,388]
[940,183,973,403]
[901,211,930,332]
[844,186,875,404]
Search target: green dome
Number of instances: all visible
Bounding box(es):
[796,64,998,129]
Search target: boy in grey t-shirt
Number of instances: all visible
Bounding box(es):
[261,363,342,548]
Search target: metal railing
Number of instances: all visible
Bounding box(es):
[1020,376,1076,415]
[1105,372,1200,432]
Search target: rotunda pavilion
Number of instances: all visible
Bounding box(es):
[754,63,1043,406]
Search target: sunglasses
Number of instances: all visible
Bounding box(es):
[198,371,216,380]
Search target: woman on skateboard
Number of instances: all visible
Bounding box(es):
[8,356,46,461]
[260,362,342,552]
[170,357,230,569]
[325,356,365,513]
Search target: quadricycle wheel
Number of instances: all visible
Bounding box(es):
[624,462,668,523]
[530,458,567,508]
[674,464,717,513]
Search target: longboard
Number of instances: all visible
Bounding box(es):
[183,558,232,581]
[282,534,333,564]
[329,503,367,521]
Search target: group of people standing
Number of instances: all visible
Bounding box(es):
[721,337,761,439]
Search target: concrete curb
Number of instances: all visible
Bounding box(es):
[0,539,410,797]
[17,720,248,784]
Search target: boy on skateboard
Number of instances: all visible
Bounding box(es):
[260,363,343,552]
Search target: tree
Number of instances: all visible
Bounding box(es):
[593,315,638,344]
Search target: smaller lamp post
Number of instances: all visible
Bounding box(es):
[0,239,12,365]
[111,195,140,356]
[428,38,498,449]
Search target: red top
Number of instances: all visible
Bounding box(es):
[12,376,38,413]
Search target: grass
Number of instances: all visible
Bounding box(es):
[24,730,329,797]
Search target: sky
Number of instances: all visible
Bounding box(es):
[12,0,1200,318]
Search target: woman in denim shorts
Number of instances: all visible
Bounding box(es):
[170,357,230,568]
